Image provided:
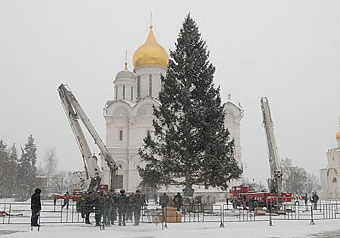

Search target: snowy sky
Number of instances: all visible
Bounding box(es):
[0,0,340,185]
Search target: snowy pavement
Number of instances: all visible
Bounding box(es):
[1,220,340,238]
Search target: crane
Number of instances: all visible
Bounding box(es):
[260,97,282,196]
[57,84,117,192]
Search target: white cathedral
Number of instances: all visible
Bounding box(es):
[320,121,340,199]
[102,25,243,197]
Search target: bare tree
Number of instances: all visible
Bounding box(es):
[305,173,321,194]
[281,158,320,195]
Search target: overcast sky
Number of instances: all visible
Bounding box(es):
[1,0,339,184]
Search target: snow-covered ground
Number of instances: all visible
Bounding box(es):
[1,219,340,238]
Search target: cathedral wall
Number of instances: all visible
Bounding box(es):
[114,80,136,102]
[134,66,166,99]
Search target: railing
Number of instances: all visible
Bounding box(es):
[1,200,340,225]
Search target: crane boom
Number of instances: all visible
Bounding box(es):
[260,97,282,195]
[58,84,117,191]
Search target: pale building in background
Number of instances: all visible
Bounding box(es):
[320,120,340,199]
[102,25,243,197]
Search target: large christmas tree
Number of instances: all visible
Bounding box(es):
[138,15,242,191]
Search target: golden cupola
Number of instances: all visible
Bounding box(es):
[133,25,169,69]
[336,133,340,140]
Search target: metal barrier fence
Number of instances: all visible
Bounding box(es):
[1,200,340,225]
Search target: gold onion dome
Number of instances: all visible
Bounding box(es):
[133,25,169,69]
[336,132,340,140]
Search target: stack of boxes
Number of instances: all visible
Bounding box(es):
[152,207,182,223]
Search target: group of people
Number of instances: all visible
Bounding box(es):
[78,189,146,226]
[31,187,186,227]
[159,192,184,212]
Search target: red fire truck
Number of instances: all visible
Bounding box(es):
[230,185,293,210]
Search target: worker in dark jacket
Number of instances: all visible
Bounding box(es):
[94,191,104,226]
[61,191,70,210]
[132,190,146,226]
[31,188,42,227]
[311,192,319,210]
[110,190,118,225]
[117,189,128,226]
[159,193,169,208]
[103,190,112,226]
[173,192,183,212]
[84,191,95,224]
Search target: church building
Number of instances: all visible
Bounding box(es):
[102,24,243,195]
[320,120,340,199]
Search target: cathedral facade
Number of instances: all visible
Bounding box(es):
[102,25,243,193]
[320,121,340,199]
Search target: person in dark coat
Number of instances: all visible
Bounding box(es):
[159,193,169,208]
[311,192,319,210]
[126,193,134,221]
[117,189,128,226]
[31,188,42,227]
[61,191,70,210]
[173,192,183,212]
[84,191,95,224]
[94,191,104,226]
[110,190,118,225]
[78,192,87,218]
[159,192,169,220]
[132,190,146,226]
[103,190,112,226]
[304,193,308,211]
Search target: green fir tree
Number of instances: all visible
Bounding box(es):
[8,144,19,197]
[138,15,242,190]
[0,140,10,196]
[17,135,38,200]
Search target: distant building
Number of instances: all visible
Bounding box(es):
[320,120,340,199]
[102,24,243,195]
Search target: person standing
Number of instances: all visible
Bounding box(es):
[126,193,134,221]
[78,192,87,219]
[159,192,169,222]
[117,189,128,226]
[311,192,319,210]
[110,190,118,225]
[304,193,308,211]
[94,191,104,226]
[61,191,70,210]
[103,190,112,226]
[132,190,146,226]
[84,191,95,224]
[173,192,183,212]
[159,193,169,208]
[31,188,42,227]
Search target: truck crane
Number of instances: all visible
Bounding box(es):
[260,97,282,196]
[57,84,117,192]
[229,97,292,210]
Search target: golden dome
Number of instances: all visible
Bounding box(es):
[133,25,169,69]
[336,133,340,140]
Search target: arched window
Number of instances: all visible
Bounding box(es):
[149,74,152,96]
[131,86,133,101]
[137,76,141,98]
[119,130,123,141]
[115,86,118,100]
[123,85,125,100]
[333,177,337,183]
